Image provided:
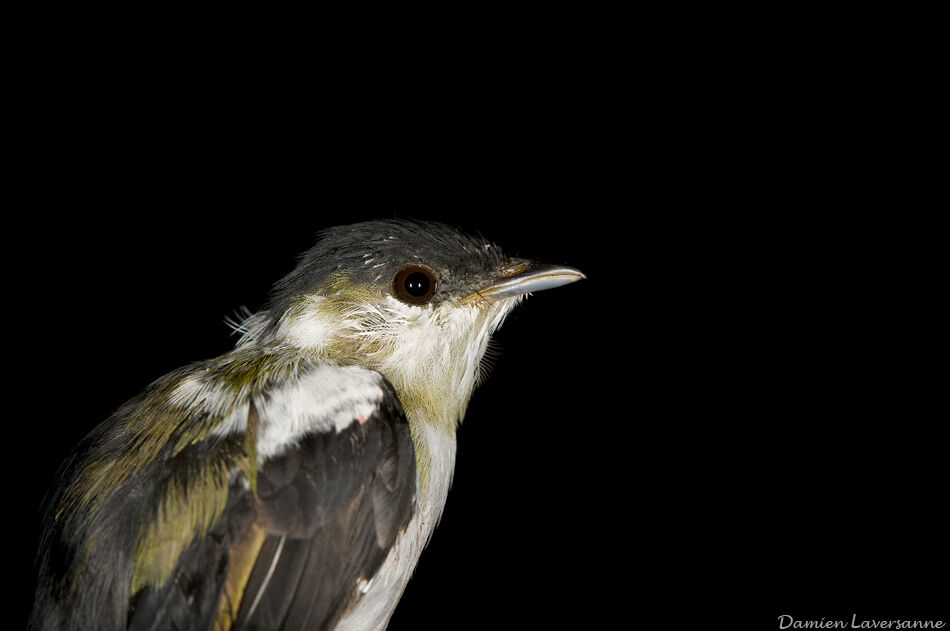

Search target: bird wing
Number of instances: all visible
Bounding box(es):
[128,362,416,631]
[237,366,416,631]
[34,358,415,631]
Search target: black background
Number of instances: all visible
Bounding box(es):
[10,10,946,630]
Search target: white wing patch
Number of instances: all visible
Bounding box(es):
[256,364,387,461]
[172,375,251,438]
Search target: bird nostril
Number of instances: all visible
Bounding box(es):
[500,260,531,278]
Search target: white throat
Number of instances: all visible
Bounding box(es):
[266,294,521,430]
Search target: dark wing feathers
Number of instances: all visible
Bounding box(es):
[369,412,416,548]
[235,396,414,630]
[127,471,258,631]
[34,365,415,631]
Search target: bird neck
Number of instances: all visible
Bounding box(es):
[234,297,512,432]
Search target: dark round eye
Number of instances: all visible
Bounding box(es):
[393,265,438,304]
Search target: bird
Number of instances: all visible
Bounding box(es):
[30,219,585,631]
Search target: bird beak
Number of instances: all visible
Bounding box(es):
[463,259,586,303]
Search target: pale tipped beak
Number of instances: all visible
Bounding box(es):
[464,260,586,302]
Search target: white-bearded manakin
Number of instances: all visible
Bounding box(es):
[30,219,585,630]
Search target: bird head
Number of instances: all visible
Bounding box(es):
[236,219,584,426]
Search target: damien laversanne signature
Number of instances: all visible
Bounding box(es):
[778,615,946,629]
